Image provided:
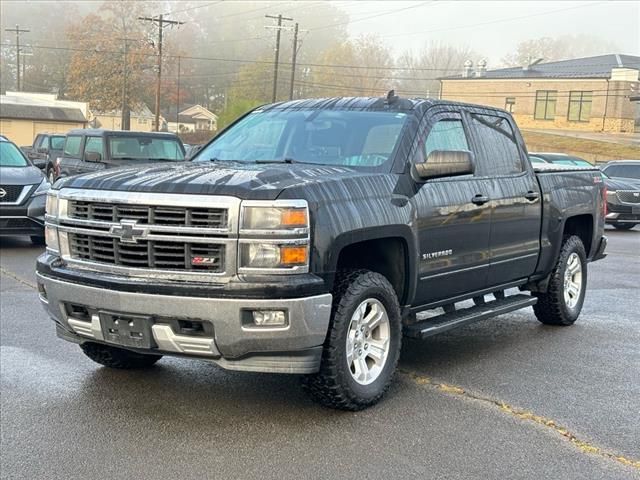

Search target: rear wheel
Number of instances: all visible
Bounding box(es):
[80,342,162,369]
[302,270,402,410]
[612,223,636,230]
[533,235,587,326]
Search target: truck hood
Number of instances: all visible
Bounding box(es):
[54,162,371,200]
[604,176,640,191]
[0,165,45,186]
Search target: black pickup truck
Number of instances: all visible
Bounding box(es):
[37,96,607,410]
[21,133,66,180]
[54,129,186,181]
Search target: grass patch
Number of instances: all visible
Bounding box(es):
[522,130,640,163]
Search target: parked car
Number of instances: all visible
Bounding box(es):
[21,133,66,180]
[529,152,593,167]
[39,96,607,410]
[0,136,50,244]
[599,161,640,230]
[55,129,186,180]
[600,160,640,180]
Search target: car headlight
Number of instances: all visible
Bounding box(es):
[241,202,308,232]
[45,225,60,254]
[46,192,59,216]
[32,178,51,197]
[240,242,308,269]
[239,200,309,272]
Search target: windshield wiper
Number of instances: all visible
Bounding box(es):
[255,158,297,164]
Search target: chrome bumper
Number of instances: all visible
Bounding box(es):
[37,273,332,374]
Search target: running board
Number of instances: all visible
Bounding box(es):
[404,294,537,339]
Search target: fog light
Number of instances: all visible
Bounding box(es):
[252,310,287,327]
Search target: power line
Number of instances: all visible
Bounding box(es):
[164,0,224,17]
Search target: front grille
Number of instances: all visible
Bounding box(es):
[68,233,225,272]
[617,191,640,204]
[69,201,228,229]
[0,185,25,203]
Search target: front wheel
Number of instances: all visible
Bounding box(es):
[47,167,56,184]
[533,235,587,326]
[302,270,402,410]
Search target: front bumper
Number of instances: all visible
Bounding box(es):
[0,193,45,236]
[37,272,332,374]
[606,202,640,224]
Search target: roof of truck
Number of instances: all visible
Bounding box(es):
[262,96,509,116]
[66,129,180,137]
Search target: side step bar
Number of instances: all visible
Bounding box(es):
[404,294,537,339]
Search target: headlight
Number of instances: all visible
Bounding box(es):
[46,192,59,216]
[45,225,60,253]
[240,242,308,270]
[241,201,308,232]
[32,178,51,197]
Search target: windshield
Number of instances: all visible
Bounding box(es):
[0,142,29,167]
[603,164,640,180]
[50,136,65,150]
[195,109,408,168]
[109,136,185,161]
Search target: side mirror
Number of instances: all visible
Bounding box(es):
[85,151,102,162]
[37,147,48,154]
[412,150,474,181]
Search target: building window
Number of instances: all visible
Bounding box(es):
[505,97,516,113]
[568,91,592,122]
[534,90,557,120]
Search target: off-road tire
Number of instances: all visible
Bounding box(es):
[533,235,587,326]
[30,235,46,246]
[80,342,162,369]
[302,270,402,410]
[612,223,636,231]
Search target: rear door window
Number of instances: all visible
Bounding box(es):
[63,135,83,158]
[469,113,524,176]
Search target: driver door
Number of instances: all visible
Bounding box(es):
[412,111,493,305]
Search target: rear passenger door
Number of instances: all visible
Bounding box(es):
[413,110,493,304]
[466,112,542,286]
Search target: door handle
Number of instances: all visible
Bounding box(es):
[524,191,540,202]
[471,194,489,205]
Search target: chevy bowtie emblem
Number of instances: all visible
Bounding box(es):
[109,219,148,243]
[634,192,639,197]
[0,188,6,199]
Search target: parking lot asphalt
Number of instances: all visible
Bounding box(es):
[1,227,639,479]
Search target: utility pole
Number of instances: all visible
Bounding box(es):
[265,14,293,103]
[176,56,181,130]
[139,15,184,131]
[289,23,299,101]
[118,38,136,131]
[5,25,30,91]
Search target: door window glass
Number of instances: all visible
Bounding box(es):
[63,136,83,158]
[424,119,469,159]
[470,114,523,176]
[84,137,104,159]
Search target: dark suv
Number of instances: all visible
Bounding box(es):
[55,129,186,180]
[600,160,640,230]
[22,133,66,181]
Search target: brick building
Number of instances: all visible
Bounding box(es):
[440,54,639,133]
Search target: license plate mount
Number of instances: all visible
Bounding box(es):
[100,312,154,349]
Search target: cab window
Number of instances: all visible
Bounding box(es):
[423,119,469,159]
[83,137,104,160]
[469,114,523,176]
[63,135,83,158]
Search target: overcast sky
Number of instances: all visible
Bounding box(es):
[338,0,639,65]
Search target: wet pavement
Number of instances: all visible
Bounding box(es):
[1,227,639,479]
